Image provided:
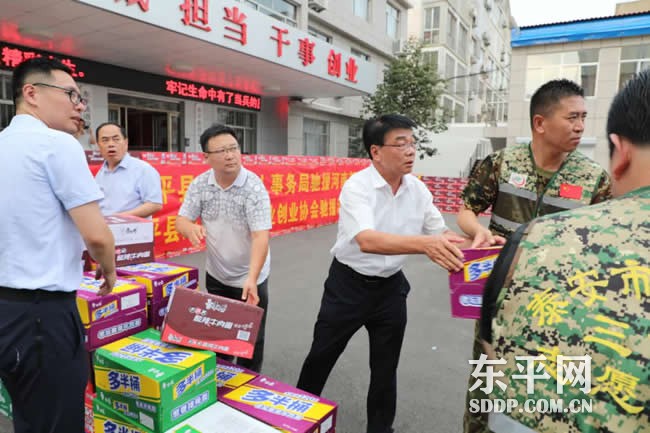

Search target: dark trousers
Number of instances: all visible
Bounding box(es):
[205,273,268,373]
[0,288,88,433]
[297,259,410,433]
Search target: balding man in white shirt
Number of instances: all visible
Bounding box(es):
[297,114,466,433]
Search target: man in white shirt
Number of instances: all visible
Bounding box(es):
[297,114,466,433]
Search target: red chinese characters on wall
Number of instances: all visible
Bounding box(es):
[270,26,290,57]
[116,0,149,12]
[165,79,261,111]
[180,0,211,32]
[298,37,316,66]
[0,46,85,78]
[223,6,248,45]
[345,57,358,83]
[327,50,342,78]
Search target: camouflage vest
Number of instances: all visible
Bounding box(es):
[489,143,605,237]
[489,186,650,432]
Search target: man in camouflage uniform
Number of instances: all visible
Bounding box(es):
[478,68,650,433]
[457,79,612,433]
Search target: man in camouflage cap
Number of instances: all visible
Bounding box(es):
[478,69,650,432]
[457,79,612,433]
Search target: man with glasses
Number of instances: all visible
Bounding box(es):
[94,122,163,218]
[176,124,271,372]
[0,58,116,433]
[297,114,466,433]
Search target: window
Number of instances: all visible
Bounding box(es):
[447,11,458,53]
[445,53,455,88]
[458,25,468,61]
[243,0,297,26]
[353,0,369,20]
[348,124,363,157]
[386,3,399,39]
[308,26,332,43]
[217,108,258,154]
[303,118,329,156]
[0,73,14,132]
[351,48,370,62]
[619,45,650,89]
[423,7,440,44]
[422,50,439,73]
[454,103,465,123]
[525,49,599,97]
[442,96,454,123]
[456,65,467,98]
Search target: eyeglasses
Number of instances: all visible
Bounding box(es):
[31,82,88,106]
[205,144,240,156]
[382,141,417,151]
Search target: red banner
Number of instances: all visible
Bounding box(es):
[89,152,370,259]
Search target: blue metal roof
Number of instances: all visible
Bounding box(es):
[511,13,650,47]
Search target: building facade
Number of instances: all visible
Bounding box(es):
[507,11,650,169]
[1,0,411,157]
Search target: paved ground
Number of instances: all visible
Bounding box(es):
[0,215,480,433]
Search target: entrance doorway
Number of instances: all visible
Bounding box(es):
[108,94,182,152]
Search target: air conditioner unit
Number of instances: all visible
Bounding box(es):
[470,54,479,64]
[393,39,406,55]
[500,50,506,62]
[482,32,491,46]
[484,0,492,11]
[501,18,508,28]
[469,7,478,19]
[308,0,327,13]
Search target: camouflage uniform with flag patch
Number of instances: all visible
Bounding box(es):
[460,143,611,433]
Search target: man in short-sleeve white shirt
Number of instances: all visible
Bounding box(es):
[297,114,466,433]
[176,124,271,372]
[0,57,115,433]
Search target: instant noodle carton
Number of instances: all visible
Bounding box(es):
[117,262,199,302]
[147,296,170,330]
[216,359,259,399]
[221,375,337,433]
[0,379,11,419]
[94,329,216,432]
[93,399,149,433]
[448,247,502,319]
[161,288,263,359]
[84,309,148,351]
[77,273,147,325]
[169,402,278,433]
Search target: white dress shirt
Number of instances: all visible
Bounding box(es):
[331,164,447,277]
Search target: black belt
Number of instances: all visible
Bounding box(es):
[0,287,76,301]
[333,258,401,284]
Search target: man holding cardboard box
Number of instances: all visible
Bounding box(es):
[478,69,650,433]
[0,57,116,433]
[176,124,271,373]
[297,114,466,433]
[456,79,612,433]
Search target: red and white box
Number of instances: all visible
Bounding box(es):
[161,287,263,359]
[76,273,146,326]
[84,309,148,351]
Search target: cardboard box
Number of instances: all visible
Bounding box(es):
[0,379,11,419]
[77,273,147,325]
[84,214,155,270]
[147,296,170,330]
[170,402,278,432]
[93,399,149,433]
[117,262,199,302]
[84,309,148,351]
[448,247,502,319]
[221,375,337,433]
[216,359,259,399]
[94,329,216,430]
[97,380,216,432]
[161,288,263,359]
[85,386,95,433]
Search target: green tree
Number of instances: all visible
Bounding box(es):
[356,37,447,159]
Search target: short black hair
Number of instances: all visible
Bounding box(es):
[529,79,584,129]
[200,124,238,152]
[95,122,127,140]
[362,114,417,159]
[12,57,72,105]
[607,69,650,157]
